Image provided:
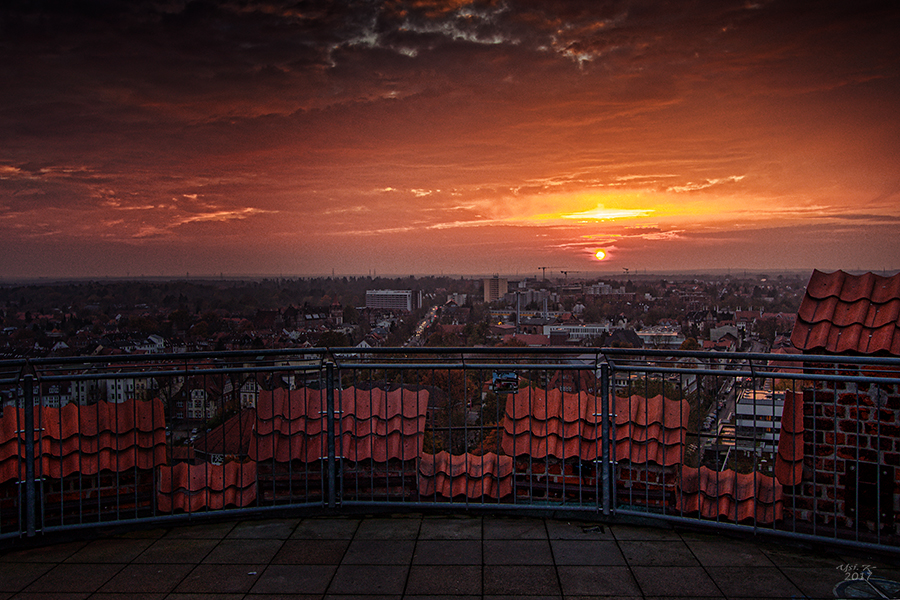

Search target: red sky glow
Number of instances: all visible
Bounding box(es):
[1,1,899,279]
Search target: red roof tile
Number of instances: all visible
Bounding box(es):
[157,461,257,512]
[792,270,900,355]
[250,387,429,463]
[0,399,166,483]
[775,391,804,485]
[500,390,689,465]
[418,452,514,499]
[677,466,783,523]
[194,409,256,458]
[613,394,690,466]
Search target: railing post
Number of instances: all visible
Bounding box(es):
[325,362,337,509]
[600,363,611,516]
[22,374,37,537]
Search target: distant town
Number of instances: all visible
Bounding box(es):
[0,272,808,358]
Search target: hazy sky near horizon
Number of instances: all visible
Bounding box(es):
[2,0,899,279]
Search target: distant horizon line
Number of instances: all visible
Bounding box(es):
[2,266,898,286]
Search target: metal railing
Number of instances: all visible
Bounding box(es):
[1,347,899,555]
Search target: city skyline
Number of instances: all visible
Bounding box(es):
[2,1,899,279]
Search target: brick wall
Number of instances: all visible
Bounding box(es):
[787,382,899,539]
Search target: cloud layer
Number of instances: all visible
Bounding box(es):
[1,0,898,277]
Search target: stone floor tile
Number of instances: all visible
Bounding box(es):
[327,564,409,595]
[97,562,194,594]
[545,519,614,540]
[0,540,86,563]
[412,539,482,564]
[780,566,851,599]
[405,564,482,596]
[354,517,421,540]
[609,523,680,540]
[22,562,124,593]
[201,538,284,563]
[272,539,350,564]
[227,518,300,539]
[63,537,155,563]
[320,594,405,600]
[0,562,54,592]
[342,538,415,564]
[173,563,265,594]
[134,536,219,564]
[484,539,553,565]
[681,534,775,567]
[631,566,723,597]
[250,564,338,595]
[550,539,626,566]
[483,596,562,600]
[617,539,699,566]
[483,516,548,539]
[556,565,642,597]
[89,593,166,600]
[706,566,804,598]
[166,593,246,600]
[163,520,236,539]
[418,516,482,539]
[292,518,361,540]
[759,543,843,569]
[10,593,91,600]
[484,565,561,596]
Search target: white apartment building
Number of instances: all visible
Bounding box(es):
[366,289,414,311]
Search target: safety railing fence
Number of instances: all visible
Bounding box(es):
[1,347,899,555]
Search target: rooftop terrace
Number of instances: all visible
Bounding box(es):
[4,511,899,599]
[1,344,899,598]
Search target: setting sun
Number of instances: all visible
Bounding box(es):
[595,250,607,261]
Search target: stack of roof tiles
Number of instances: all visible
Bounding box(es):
[418,452,514,499]
[250,387,429,463]
[791,269,900,355]
[500,389,689,466]
[0,398,166,484]
[157,461,257,512]
[774,390,804,485]
[614,394,690,466]
[677,466,783,523]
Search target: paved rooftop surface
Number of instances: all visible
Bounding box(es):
[1,512,898,599]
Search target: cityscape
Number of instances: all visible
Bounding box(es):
[2,0,899,596]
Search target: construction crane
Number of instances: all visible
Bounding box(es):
[560,270,581,280]
[538,266,557,279]
[622,268,629,276]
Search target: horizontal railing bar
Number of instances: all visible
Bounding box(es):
[604,347,900,366]
[612,364,900,385]
[34,364,321,383]
[334,362,595,370]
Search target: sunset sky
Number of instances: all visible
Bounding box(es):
[2,1,899,280]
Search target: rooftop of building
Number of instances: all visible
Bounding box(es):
[3,510,897,599]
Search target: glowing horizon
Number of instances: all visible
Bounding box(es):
[1,1,898,279]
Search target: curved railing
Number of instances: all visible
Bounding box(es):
[1,347,899,555]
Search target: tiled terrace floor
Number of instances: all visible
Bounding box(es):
[1,512,898,599]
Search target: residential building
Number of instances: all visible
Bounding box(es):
[366,289,414,311]
[483,276,507,303]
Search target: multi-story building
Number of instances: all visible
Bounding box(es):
[734,388,783,452]
[483,276,508,303]
[366,289,414,312]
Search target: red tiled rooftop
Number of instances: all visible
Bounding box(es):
[157,461,257,512]
[0,398,166,483]
[774,390,804,486]
[677,465,783,524]
[791,269,900,355]
[250,387,429,463]
[500,390,689,465]
[418,451,514,499]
